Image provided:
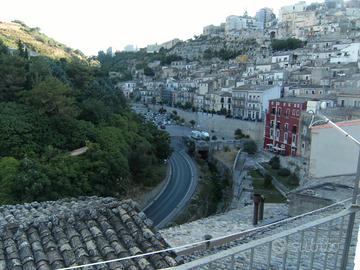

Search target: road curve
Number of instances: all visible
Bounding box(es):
[143,139,198,228]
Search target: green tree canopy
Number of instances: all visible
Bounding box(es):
[271,38,304,51]
[21,76,78,118]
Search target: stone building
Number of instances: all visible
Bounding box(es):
[264,97,309,156]
[232,85,281,121]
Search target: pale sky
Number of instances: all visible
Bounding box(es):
[0,0,320,56]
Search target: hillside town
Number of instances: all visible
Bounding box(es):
[0,0,360,270]
[116,0,360,180]
[113,2,360,267]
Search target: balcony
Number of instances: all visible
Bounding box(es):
[246,106,260,111]
[170,200,360,270]
[247,98,261,103]
[233,96,245,101]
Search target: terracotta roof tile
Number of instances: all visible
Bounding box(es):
[0,197,177,269]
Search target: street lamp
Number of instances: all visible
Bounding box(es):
[309,111,360,270]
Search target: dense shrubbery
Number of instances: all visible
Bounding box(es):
[203,48,242,61]
[243,140,257,155]
[277,168,291,177]
[271,38,304,51]
[0,40,172,204]
[269,156,280,169]
[97,48,182,82]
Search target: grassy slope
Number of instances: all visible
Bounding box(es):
[0,20,86,60]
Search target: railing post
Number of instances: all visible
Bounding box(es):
[323,220,333,270]
[267,241,272,270]
[296,230,305,270]
[282,236,289,270]
[340,151,360,270]
[231,254,235,269]
[259,195,265,222]
[253,194,261,225]
[310,226,319,269]
[334,217,346,268]
[249,248,254,270]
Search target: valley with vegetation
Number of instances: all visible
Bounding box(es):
[0,21,172,205]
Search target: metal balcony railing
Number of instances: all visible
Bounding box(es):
[57,198,360,270]
[247,98,261,103]
[170,205,360,270]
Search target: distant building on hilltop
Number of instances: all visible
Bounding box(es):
[203,24,226,37]
[161,39,181,50]
[123,44,138,52]
[279,1,307,22]
[256,8,276,30]
[106,46,113,56]
[146,43,162,53]
[225,13,260,36]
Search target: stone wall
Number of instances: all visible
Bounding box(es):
[288,193,333,216]
[278,155,307,185]
[156,105,265,144]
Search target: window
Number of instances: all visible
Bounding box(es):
[284,123,288,131]
[302,126,307,135]
[296,110,300,116]
[270,120,274,127]
[292,134,297,145]
[292,125,297,133]
[270,128,274,139]
[271,108,276,114]
[276,122,281,129]
[277,108,282,116]
[276,130,280,140]
[286,109,290,117]
[284,132,288,144]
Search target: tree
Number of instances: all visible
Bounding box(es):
[27,57,53,87]
[0,54,27,101]
[144,66,155,77]
[0,157,20,203]
[21,76,78,118]
[264,174,272,188]
[0,40,8,55]
[80,98,111,123]
[243,140,257,155]
[271,38,304,51]
[269,156,280,169]
[234,129,245,140]
[64,57,94,89]
[0,103,50,158]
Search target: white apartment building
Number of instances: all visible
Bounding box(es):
[279,1,307,21]
[225,15,260,35]
[232,85,281,120]
[330,43,360,64]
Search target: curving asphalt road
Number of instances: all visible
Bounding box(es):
[143,136,198,228]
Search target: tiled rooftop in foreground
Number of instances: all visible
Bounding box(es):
[0,197,177,270]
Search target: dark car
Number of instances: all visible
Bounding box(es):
[160,124,166,129]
